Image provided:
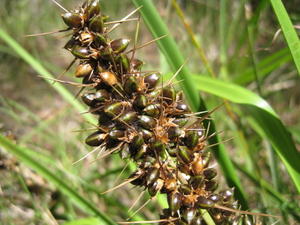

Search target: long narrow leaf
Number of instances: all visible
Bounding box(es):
[270,0,300,75]
[0,28,96,125]
[192,75,300,192]
[0,135,117,225]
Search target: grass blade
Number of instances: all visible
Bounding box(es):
[270,0,300,75]
[0,135,117,225]
[0,28,96,124]
[192,75,300,192]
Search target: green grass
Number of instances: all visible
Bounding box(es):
[1,0,300,224]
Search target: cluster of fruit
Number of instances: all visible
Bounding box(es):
[60,1,256,224]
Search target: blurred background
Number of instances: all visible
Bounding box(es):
[0,0,300,224]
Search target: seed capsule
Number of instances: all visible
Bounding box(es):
[190,175,204,189]
[148,178,163,196]
[179,184,192,195]
[182,208,197,224]
[131,135,144,151]
[118,54,130,73]
[143,104,160,117]
[220,189,234,202]
[134,144,147,160]
[62,12,82,28]
[94,33,107,47]
[144,73,160,89]
[98,112,111,125]
[104,102,123,117]
[167,147,177,157]
[119,111,137,123]
[109,129,125,140]
[82,90,109,106]
[184,130,199,149]
[150,140,165,152]
[85,131,105,146]
[138,115,156,130]
[146,167,159,185]
[99,71,118,86]
[139,129,153,141]
[197,196,215,209]
[208,194,220,203]
[167,127,183,140]
[176,102,189,112]
[89,14,104,33]
[173,118,188,127]
[163,87,176,104]
[203,168,217,180]
[119,143,130,159]
[133,95,147,109]
[124,76,139,94]
[131,58,144,71]
[167,192,182,214]
[178,146,192,163]
[205,180,218,192]
[86,0,101,19]
[64,37,77,51]
[110,38,130,54]
[79,32,94,45]
[75,63,93,77]
[71,46,90,59]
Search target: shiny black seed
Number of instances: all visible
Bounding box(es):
[146,167,159,185]
[133,95,147,109]
[110,38,130,54]
[139,129,153,141]
[131,58,144,71]
[62,12,82,28]
[144,73,160,89]
[205,180,218,192]
[104,102,123,117]
[168,127,183,140]
[109,129,125,140]
[208,194,220,203]
[184,130,199,148]
[190,175,204,189]
[119,111,137,123]
[203,168,217,180]
[89,14,104,33]
[138,115,156,130]
[167,192,182,214]
[85,131,105,146]
[219,189,234,202]
[178,146,192,163]
[71,46,90,59]
[173,118,189,127]
[182,208,197,224]
[143,104,160,117]
[124,76,139,94]
[162,87,176,104]
[197,196,215,209]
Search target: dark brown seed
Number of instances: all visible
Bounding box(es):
[163,87,176,104]
[220,189,234,202]
[196,196,215,209]
[109,129,125,140]
[71,46,90,59]
[190,175,204,189]
[150,140,165,152]
[81,93,95,106]
[203,168,217,180]
[62,12,82,28]
[94,33,107,46]
[99,71,118,86]
[173,118,189,127]
[131,58,144,71]
[138,115,156,130]
[208,194,220,203]
[178,146,192,163]
[205,180,218,192]
[146,167,159,185]
[182,208,197,224]
[134,144,147,160]
[118,54,130,73]
[124,76,139,94]
[110,38,130,54]
[131,135,144,151]
[167,127,183,140]
[179,184,192,195]
[148,178,163,196]
[167,192,182,214]
[119,111,137,123]
[89,14,104,33]
[176,102,189,112]
[119,143,130,159]
[86,0,100,19]
[133,95,147,109]
[139,129,153,141]
[184,130,199,149]
[85,131,105,146]
[75,63,93,77]
[104,102,123,117]
[144,73,160,89]
[143,104,160,117]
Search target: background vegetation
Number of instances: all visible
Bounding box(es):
[0,0,300,224]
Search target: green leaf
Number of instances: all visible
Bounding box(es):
[270,0,300,75]
[0,135,117,225]
[62,217,102,225]
[0,28,96,125]
[192,75,300,192]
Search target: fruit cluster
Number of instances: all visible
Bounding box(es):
[60,1,256,224]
